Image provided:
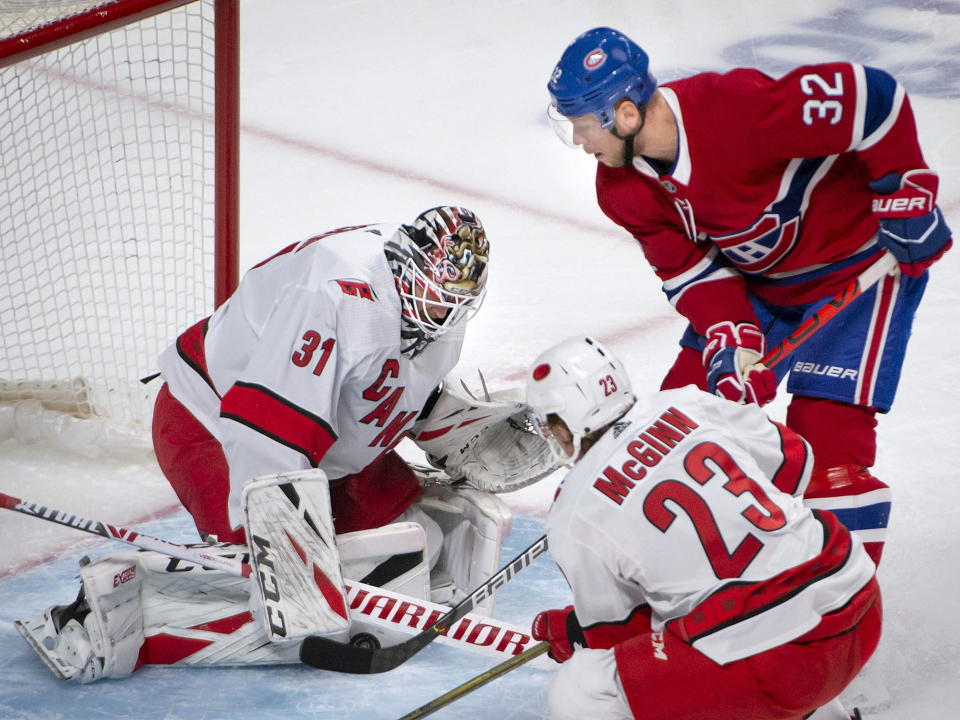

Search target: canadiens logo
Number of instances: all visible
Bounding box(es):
[583,48,606,70]
[712,213,800,274]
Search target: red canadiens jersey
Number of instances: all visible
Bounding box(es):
[158,224,464,528]
[597,62,928,334]
[546,386,876,665]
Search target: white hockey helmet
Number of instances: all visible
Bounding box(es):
[386,206,489,356]
[525,336,635,464]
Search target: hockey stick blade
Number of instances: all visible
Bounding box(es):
[300,533,549,673]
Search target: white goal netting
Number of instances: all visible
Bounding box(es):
[0,0,221,434]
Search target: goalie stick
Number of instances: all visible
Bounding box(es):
[0,490,550,665]
[299,533,549,673]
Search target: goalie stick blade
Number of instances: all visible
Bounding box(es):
[300,632,435,674]
[299,534,549,674]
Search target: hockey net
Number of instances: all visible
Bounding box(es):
[0,0,238,450]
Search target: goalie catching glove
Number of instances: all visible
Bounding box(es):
[411,375,558,493]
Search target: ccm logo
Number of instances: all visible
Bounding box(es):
[113,565,137,587]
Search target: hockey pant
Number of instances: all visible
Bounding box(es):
[662,350,891,564]
[548,579,881,720]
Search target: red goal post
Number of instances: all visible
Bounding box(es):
[0,0,238,434]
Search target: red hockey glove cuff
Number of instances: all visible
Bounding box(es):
[531,605,585,663]
[702,322,777,406]
[870,170,953,277]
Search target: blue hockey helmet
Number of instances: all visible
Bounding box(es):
[548,27,657,129]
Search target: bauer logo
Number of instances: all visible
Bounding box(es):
[792,361,858,381]
[583,48,606,70]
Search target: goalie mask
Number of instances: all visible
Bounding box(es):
[386,206,489,356]
[525,336,635,464]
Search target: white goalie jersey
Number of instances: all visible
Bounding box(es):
[158,224,463,529]
[547,386,876,665]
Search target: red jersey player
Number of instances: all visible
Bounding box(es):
[526,336,879,720]
[546,27,953,565]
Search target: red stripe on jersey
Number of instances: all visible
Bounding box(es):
[667,510,853,645]
[176,316,218,395]
[189,611,254,635]
[856,273,897,406]
[769,421,810,496]
[581,604,654,649]
[220,382,337,466]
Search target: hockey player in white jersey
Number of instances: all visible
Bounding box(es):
[16,206,556,683]
[526,337,880,720]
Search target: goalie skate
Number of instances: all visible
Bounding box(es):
[15,587,100,682]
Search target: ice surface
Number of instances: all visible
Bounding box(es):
[2,0,959,718]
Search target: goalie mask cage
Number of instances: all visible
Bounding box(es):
[0,0,238,431]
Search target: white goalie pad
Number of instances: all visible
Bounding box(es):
[242,469,350,644]
[414,485,512,615]
[16,550,145,683]
[411,376,558,493]
[338,521,431,601]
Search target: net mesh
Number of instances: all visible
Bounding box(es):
[0,0,215,428]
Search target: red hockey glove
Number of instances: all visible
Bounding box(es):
[702,321,777,406]
[870,169,953,277]
[531,605,585,663]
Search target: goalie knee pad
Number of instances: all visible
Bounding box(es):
[414,485,512,614]
[16,550,145,683]
[338,520,431,601]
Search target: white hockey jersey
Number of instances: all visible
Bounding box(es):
[547,386,876,665]
[159,224,464,529]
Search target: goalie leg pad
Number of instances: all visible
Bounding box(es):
[16,550,145,683]
[242,469,350,644]
[137,547,301,667]
[414,485,512,614]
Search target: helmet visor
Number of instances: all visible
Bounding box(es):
[547,103,579,148]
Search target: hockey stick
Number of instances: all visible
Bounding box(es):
[0,490,251,576]
[0,490,549,664]
[395,641,550,720]
[299,533,549,673]
[760,252,899,369]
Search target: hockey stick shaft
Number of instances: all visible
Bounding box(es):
[300,533,549,673]
[395,641,550,720]
[0,490,250,576]
[761,253,899,369]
